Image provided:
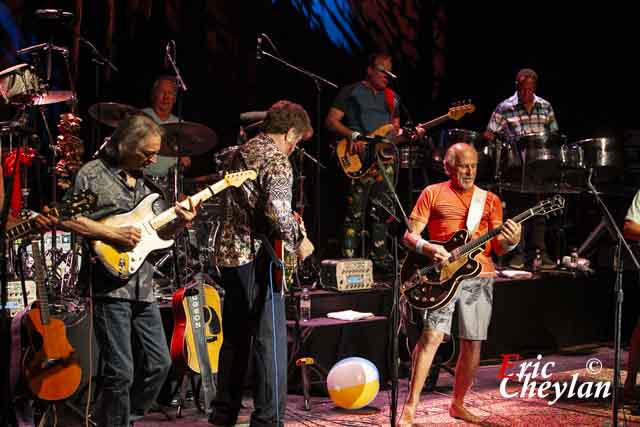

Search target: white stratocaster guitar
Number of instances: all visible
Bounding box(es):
[92,170,257,279]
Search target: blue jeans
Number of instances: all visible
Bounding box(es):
[93,298,172,427]
[211,256,287,427]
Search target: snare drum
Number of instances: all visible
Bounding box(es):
[0,64,42,104]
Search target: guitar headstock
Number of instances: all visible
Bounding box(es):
[532,195,565,218]
[56,190,98,220]
[225,170,258,187]
[448,101,476,121]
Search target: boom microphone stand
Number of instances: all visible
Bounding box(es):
[585,169,640,427]
[374,150,410,427]
[256,33,336,257]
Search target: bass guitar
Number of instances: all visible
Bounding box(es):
[400,195,565,311]
[22,240,82,401]
[92,170,257,279]
[336,102,475,179]
[2,190,97,241]
[170,281,223,412]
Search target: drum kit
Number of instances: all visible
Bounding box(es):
[429,128,624,193]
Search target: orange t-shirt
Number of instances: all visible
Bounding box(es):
[409,181,503,276]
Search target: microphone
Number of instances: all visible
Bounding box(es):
[240,111,267,122]
[376,65,397,80]
[165,40,174,68]
[256,35,262,60]
[35,9,74,20]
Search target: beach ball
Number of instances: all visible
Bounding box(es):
[327,357,379,409]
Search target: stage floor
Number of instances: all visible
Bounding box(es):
[125,345,640,426]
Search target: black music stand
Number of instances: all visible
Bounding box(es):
[585,171,640,426]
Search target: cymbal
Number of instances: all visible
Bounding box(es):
[88,102,140,127]
[160,121,218,156]
[32,90,75,106]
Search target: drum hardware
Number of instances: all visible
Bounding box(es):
[88,102,141,128]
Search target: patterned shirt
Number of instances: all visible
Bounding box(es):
[410,181,503,277]
[215,133,301,267]
[486,92,559,142]
[71,158,167,302]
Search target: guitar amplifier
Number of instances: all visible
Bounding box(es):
[1,280,36,317]
[320,258,373,291]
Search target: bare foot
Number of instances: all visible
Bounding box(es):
[397,404,415,426]
[449,404,483,424]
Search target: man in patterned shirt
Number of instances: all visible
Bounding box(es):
[484,68,559,269]
[58,114,199,427]
[211,100,314,427]
[399,143,521,424]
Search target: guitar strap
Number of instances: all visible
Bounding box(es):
[384,88,396,121]
[466,187,487,236]
[9,308,34,426]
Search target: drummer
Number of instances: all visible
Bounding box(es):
[142,76,191,178]
[484,68,559,269]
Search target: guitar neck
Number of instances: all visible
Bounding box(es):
[151,180,230,230]
[3,208,60,241]
[31,240,50,325]
[453,209,536,259]
[416,113,451,131]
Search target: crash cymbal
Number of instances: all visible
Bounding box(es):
[88,102,140,127]
[32,90,75,106]
[160,121,218,156]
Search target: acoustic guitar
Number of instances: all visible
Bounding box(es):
[170,281,223,412]
[22,240,82,401]
[335,102,475,179]
[92,170,257,279]
[400,195,565,311]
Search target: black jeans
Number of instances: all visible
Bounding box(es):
[93,298,172,427]
[211,256,287,427]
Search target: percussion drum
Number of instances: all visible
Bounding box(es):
[572,137,623,184]
[514,132,563,182]
[0,64,42,104]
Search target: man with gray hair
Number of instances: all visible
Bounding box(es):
[399,143,521,424]
[57,114,199,427]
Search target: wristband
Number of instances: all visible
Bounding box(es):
[351,131,361,142]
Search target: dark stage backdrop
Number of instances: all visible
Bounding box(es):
[0,0,636,256]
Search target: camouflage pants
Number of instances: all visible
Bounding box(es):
[342,162,396,271]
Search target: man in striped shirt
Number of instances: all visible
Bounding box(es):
[484,68,559,269]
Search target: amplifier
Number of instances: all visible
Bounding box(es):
[320,258,373,291]
[1,280,36,317]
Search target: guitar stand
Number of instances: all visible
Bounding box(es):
[295,357,328,411]
[172,370,204,418]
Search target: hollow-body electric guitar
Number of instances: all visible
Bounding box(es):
[92,170,257,279]
[400,195,565,311]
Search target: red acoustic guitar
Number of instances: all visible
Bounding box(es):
[22,240,82,401]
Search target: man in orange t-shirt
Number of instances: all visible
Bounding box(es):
[398,143,521,425]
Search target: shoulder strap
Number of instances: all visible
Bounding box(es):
[384,87,396,121]
[466,187,487,235]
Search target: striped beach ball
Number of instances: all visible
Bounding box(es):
[327,357,380,409]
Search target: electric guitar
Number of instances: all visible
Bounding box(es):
[273,215,308,291]
[336,102,475,179]
[400,195,565,311]
[22,240,82,401]
[2,190,97,241]
[170,281,223,412]
[92,170,257,279]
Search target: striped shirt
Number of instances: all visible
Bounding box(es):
[486,92,559,142]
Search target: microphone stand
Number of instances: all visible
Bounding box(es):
[258,38,336,257]
[585,169,640,427]
[374,151,410,427]
[165,41,188,290]
[79,36,118,162]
